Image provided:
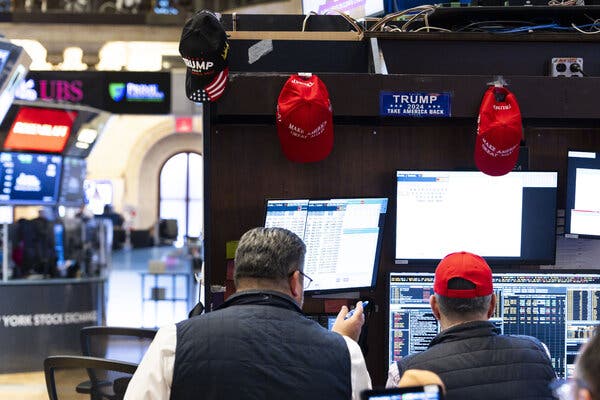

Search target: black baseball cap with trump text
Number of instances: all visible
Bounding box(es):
[179,10,229,103]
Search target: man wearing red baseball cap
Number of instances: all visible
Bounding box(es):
[387,251,556,400]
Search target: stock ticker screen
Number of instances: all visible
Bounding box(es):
[389,273,600,378]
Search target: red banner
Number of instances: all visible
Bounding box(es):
[5,107,78,153]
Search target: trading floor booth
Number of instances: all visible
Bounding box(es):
[201,12,600,385]
[0,101,109,372]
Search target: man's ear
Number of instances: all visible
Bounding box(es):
[487,293,497,319]
[289,270,302,298]
[430,295,441,320]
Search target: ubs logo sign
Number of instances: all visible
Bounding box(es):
[16,79,84,103]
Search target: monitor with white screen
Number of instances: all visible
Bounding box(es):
[565,150,600,238]
[389,272,600,378]
[302,0,385,18]
[395,170,558,265]
[265,197,388,293]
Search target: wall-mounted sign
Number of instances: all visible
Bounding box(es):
[104,72,171,114]
[15,72,104,109]
[4,107,78,153]
[16,71,171,115]
[380,92,452,118]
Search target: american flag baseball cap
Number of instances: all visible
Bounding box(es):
[179,10,229,103]
[474,86,522,177]
[276,74,334,163]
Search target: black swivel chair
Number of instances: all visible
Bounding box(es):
[44,355,137,400]
[80,326,158,364]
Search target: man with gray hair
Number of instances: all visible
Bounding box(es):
[386,251,556,400]
[126,227,371,400]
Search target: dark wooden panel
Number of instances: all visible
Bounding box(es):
[217,73,600,120]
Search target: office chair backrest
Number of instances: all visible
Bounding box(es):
[80,326,158,364]
[44,355,137,400]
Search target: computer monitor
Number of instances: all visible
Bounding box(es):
[395,170,558,266]
[388,272,600,378]
[565,150,600,238]
[302,0,385,18]
[265,197,388,293]
[0,152,62,205]
[59,157,86,207]
[3,106,78,153]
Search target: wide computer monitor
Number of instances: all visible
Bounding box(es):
[0,152,62,205]
[388,272,600,378]
[395,170,558,266]
[58,157,87,207]
[565,150,600,238]
[264,197,388,293]
[302,0,385,18]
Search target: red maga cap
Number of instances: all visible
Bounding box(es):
[434,251,493,299]
[474,86,522,177]
[276,74,334,163]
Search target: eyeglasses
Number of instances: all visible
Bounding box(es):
[289,270,313,290]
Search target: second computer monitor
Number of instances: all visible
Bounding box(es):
[265,197,388,293]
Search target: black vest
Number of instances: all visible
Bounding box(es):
[396,321,556,400]
[171,291,352,400]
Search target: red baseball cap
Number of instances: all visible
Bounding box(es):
[434,251,493,298]
[276,74,333,163]
[474,86,522,177]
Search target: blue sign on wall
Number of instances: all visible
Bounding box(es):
[380,91,451,118]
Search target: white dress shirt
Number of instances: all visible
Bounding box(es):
[125,323,372,400]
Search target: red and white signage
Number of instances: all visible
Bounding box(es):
[4,107,78,153]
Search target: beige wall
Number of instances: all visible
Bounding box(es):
[87,115,202,229]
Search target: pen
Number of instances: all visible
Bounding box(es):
[345,301,369,319]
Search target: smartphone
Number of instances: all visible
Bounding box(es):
[360,385,444,400]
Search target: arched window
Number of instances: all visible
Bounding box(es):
[159,152,202,245]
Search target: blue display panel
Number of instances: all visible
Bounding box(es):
[0,152,62,205]
[389,272,600,378]
[265,198,388,293]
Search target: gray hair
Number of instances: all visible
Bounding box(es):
[435,277,492,320]
[435,294,492,320]
[233,227,306,287]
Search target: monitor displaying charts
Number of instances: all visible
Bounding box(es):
[265,197,388,293]
[389,272,600,378]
